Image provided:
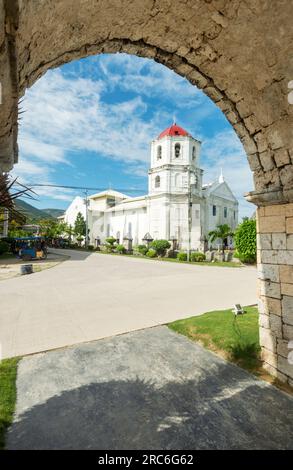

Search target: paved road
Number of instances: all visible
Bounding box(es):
[6,327,293,450]
[0,249,256,358]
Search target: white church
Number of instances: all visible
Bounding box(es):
[61,123,238,250]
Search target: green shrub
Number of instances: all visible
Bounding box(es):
[234,251,255,264]
[87,245,94,251]
[234,219,256,263]
[190,252,206,262]
[105,236,116,245]
[150,239,171,257]
[137,244,148,255]
[116,244,126,254]
[177,252,187,262]
[146,248,157,258]
[105,236,116,252]
[0,241,10,255]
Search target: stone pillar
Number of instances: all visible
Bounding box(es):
[257,203,293,386]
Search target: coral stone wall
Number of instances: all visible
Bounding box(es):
[257,204,293,385]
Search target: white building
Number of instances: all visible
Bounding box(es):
[61,124,238,250]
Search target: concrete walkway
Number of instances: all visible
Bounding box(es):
[6,327,293,450]
[0,249,256,358]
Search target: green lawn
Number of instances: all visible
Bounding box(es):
[0,358,20,449]
[168,306,261,372]
[95,251,242,267]
[161,257,241,268]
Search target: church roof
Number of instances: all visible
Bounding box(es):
[158,123,191,139]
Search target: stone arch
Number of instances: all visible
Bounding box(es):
[0,0,293,384]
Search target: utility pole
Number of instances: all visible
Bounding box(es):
[186,166,192,262]
[84,190,89,248]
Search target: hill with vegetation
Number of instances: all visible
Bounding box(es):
[14,199,64,223]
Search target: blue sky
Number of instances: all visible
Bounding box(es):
[15,53,254,218]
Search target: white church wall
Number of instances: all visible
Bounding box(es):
[63,196,86,228]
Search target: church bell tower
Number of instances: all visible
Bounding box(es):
[148,123,202,196]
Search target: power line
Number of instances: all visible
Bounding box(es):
[27,183,147,194]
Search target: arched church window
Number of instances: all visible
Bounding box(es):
[192,146,196,160]
[157,145,162,160]
[155,175,160,188]
[175,143,180,158]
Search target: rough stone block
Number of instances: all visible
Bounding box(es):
[287,234,293,250]
[258,215,286,233]
[281,283,293,296]
[282,296,293,326]
[262,348,277,367]
[261,250,278,264]
[277,339,289,358]
[262,361,278,378]
[264,204,287,216]
[269,313,282,337]
[259,326,276,352]
[280,265,293,284]
[259,279,281,299]
[259,150,275,171]
[286,217,293,234]
[277,250,293,266]
[260,296,282,316]
[277,355,293,378]
[286,204,293,217]
[257,233,271,249]
[259,313,270,329]
[247,153,261,171]
[258,263,279,282]
[283,323,293,341]
[274,148,290,167]
[254,132,268,153]
[272,233,286,250]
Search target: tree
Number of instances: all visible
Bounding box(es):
[74,212,86,237]
[39,219,66,239]
[208,224,234,254]
[234,219,256,263]
[74,212,86,246]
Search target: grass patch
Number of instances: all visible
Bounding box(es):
[0,253,14,261]
[168,306,261,372]
[94,251,242,267]
[0,358,20,449]
[161,258,241,268]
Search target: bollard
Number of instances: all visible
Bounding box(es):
[20,264,33,275]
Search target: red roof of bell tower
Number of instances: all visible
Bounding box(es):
[158,123,190,139]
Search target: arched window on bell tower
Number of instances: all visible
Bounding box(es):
[192,146,196,160]
[155,175,160,188]
[174,143,180,158]
[157,145,162,160]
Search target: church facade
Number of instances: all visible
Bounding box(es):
[61,124,239,250]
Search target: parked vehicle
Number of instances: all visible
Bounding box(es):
[13,236,48,261]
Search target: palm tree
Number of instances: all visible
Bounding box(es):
[0,174,35,231]
[208,224,234,254]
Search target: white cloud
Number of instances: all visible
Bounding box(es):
[98,53,203,107]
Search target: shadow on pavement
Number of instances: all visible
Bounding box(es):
[6,360,293,450]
